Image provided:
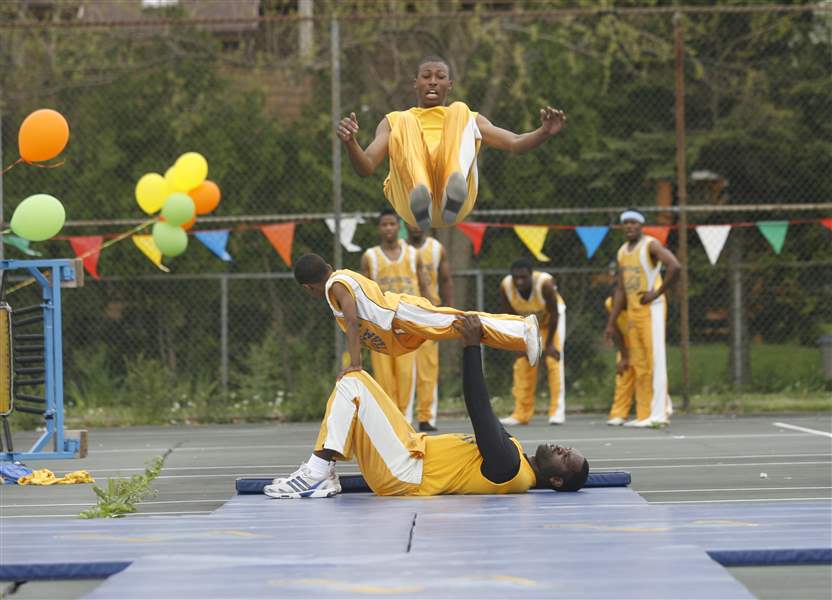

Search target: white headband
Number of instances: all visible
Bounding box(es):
[620,210,645,224]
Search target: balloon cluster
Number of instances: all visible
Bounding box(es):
[9,109,70,242]
[134,152,221,257]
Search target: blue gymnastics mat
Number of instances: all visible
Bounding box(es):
[234,470,631,494]
[1,487,830,598]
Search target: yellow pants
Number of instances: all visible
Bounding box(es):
[608,351,636,420]
[415,340,439,425]
[394,294,529,354]
[626,300,671,422]
[370,349,416,421]
[509,325,565,423]
[384,102,481,228]
[314,371,424,496]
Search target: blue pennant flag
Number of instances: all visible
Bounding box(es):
[575,226,609,259]
[194,230,233,262]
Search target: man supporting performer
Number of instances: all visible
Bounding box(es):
[499,259,567,426]
[406,223,454,432]
[361,208,423,424]
[265,315,588,499]
[293,253,541,381]
[336,55,566,231]
[605,210,680,427]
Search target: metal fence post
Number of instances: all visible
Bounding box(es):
[220,274,229,393]
[330,14,344,373]
[0,91,5,261]
[674,12,691,410]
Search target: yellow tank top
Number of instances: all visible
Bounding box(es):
[604,296,628,338]
[617,235,664,315]
[364,240,420,296]
[500,271,565,329]
[415,434,537,495]
[386,104,478,155]
[325,269,423,357]
[410,237,443,305]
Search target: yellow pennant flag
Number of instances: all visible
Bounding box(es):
[132,235,170,272]
[513,225,550,261]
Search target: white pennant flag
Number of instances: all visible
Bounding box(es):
[696,225,731,265]
[326,217,365,252]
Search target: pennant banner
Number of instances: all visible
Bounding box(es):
[325,217,364,253]
[456,222,488,255]
[2,235,42,256]
[757,220,788,254]
[575,226,608,259]
[131,235,169,272]
[642,225,670,246]
[514,225,550,261]
[194,230,232,262]
[398,219,408,240]
[695,225,731,265]
[821,218,832,232]
[261,223,295,267]
[69,235,104,279]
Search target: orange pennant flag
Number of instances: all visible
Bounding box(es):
[261,223,296,267]
[69,236,103,280]
[643,225,671,246]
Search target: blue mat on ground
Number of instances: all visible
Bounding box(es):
[234,470,631,494]
[1,487,830,596]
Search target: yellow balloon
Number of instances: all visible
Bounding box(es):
[172,152,208,192]
[164,166,190,193]
[135,173,169,214]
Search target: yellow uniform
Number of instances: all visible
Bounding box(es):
[384,102,481,228]
[501,271,566,424]
[605,296,636,420]
[617,235,671,422]
[325,269,534,358]
[314,370,536,496]
[364,241,420,419]
[410,237,445,425]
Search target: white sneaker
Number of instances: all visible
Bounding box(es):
[441,171,467,225]
[548,416,564,425]
[606,417,625,426]
[523,314,541,367]
[409,184,433,232]
[623,418,652,428]
[499,416,525,426]
[264,464,341,499]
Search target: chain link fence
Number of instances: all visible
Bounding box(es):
[1,2,830,424]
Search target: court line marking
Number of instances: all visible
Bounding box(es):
[772,422,832,438]
[1,498,232,509]
[623,461,831,469]
[648,497,832,504]
[640,486,832,493]
[0,510,215,519]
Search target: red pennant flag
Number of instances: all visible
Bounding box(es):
[456,222,488,255]
[261,223,295,267]
[69,236,103,280]
[643,225,671,246]
[821,218,832,231]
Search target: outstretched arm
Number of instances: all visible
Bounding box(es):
[542,279,560,362]
[454,315,521,484]
[437,251,454,306]
[330,282,363,378]
[336,113,390,176]
[604,272,626,345]
[476,106,566,155]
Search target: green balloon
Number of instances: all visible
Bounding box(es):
[152,221,188,257]
[10,194,66,242]
[161,193,195,226]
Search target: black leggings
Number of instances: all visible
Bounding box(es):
[462,346,521,484]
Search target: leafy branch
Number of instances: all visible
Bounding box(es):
[79,450,171,519]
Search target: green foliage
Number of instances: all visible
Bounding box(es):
[79,455,166,519]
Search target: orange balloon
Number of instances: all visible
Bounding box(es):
[188,180,221,215]
[181,216,197,231]
[18,109,70,162]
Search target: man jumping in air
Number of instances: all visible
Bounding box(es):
[336,55,567,231]
[266,315,588,498]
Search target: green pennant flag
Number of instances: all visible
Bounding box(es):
[757,221,789,254]
[398,219,408,240]
[2,235,43,256]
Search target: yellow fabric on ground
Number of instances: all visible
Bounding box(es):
[18,469,94,485]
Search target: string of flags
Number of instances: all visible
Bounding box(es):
[2,217,829,280]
